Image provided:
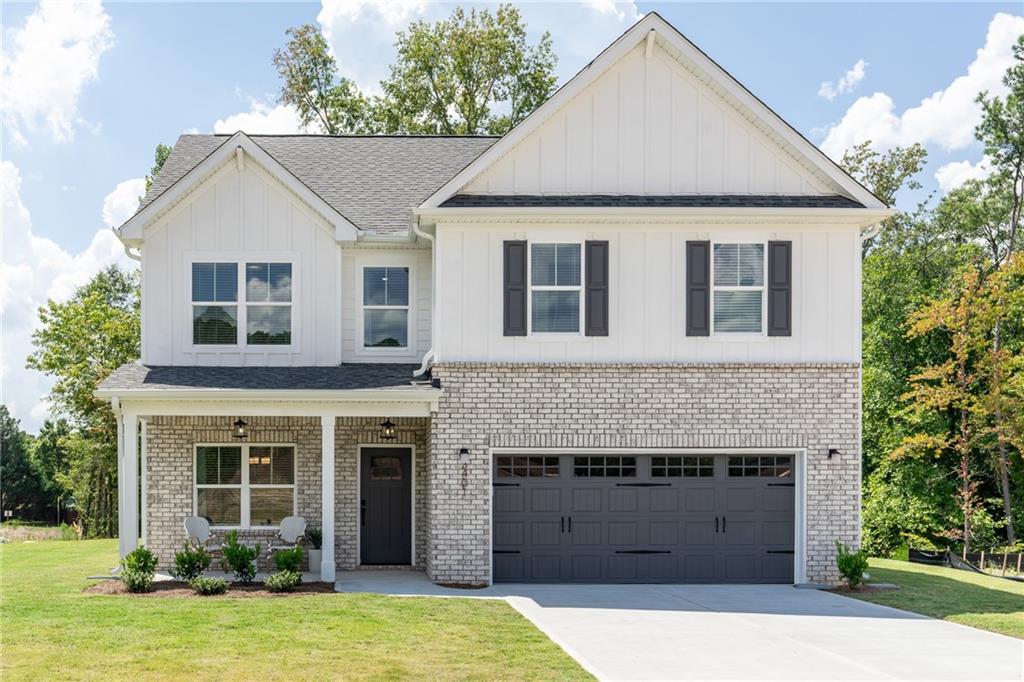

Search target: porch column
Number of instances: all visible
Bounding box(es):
[118,412,139,558]
[320,414,336,582]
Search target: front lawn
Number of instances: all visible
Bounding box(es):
[1,540,590,680]
[846,558,1024,639]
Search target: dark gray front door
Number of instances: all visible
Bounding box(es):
[492,454,795,583]
[361,447,412,565]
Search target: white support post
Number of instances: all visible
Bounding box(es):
[320,414,336,582]
[119,413,139,558]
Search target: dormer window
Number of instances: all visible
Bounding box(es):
[191,261,293,347]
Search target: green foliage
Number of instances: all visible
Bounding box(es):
[143,143,172,195]
[26,266,140,537]
[30,419,71,521]
[172,544,211,582]
[220,530,259,584]
[835,540,870,588]
[379,4,557,135]
[274,546,303,574]
[862,457,957,556]
[120,546,157,593]
[264,570,301,593]
[188,576,229,596]
[305,527,322,549]
[0,406,46,521]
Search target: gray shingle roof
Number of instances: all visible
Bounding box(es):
[139,135,498,236]
[440,194,865,209]
[99,363,429,392]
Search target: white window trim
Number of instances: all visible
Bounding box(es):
[355,253,417,356]
[186,252,299,353]
[193,443,298,530]
[710,240,767,337]
[527,241,585,336]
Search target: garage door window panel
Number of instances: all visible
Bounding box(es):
[651,456,714,478]
[496,456,560,478]
[727,455,793,478]
[573,456,637,478]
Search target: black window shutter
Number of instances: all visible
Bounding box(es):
[686,241,710,336]
[503,240,527,336]
[585,241,609,336]
[767,240,792,337]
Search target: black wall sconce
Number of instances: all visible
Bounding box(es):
[232,418,248,439]
[380,419,397,441]
[828,448,841,459]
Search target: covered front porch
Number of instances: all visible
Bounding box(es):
[97,364,439,582]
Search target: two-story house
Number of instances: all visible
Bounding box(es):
[98,12,890,585]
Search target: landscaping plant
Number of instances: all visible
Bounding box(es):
[835,540,870,589]
[306,527,322,550]
[172,543,211,582]
[220,530,259,584]
[120,546,158,593]
[188,576,229,596]
[274,546,303,575]
[265,570,301,593]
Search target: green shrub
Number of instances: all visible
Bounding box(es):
[172,543,211,581]
[120,546,157,592]
[835,540,870,589]
[189,576,229,596]
[306,527,322,550]
[265,570,301,593]
[274,546,304,574]
[121,569,154,593]
[58,523,79,541]
[220,530,259,584]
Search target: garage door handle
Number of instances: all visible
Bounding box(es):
[722,517,726,533]
[615,483,672,487]
[767,482,795,487]
[568,516,572,533]
[615,550,671,555]
[715,517,719,533]
[561,516,565,533]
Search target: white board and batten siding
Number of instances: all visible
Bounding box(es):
[462,41,835,198]
[141,161,434,366]
[434,223,862,364]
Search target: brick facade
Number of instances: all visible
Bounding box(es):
[428,363,861,585]
[144,416,428,571]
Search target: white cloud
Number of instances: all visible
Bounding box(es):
[935,157,994,192]
[820,12,1024,159]
[818,59,868,101]
[1,0,114,145]
[1,162,133,432]
[101,177,146,229]
[213,99,309,134]
[316,1,641,94]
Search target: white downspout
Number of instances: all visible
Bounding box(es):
[412,217,435,377]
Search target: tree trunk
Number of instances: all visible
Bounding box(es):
[993,319,1016,543]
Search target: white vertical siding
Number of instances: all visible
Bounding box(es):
[462,43,834,197]
[434,222,863,364]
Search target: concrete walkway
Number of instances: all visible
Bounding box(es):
[337,571,1024,681]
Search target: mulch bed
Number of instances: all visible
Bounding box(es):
[85,579,336,598]
[828,583,900,594]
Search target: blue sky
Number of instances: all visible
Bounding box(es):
[2,1,1022,432]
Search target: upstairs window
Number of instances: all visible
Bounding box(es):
[192,263,238,345]
[363,266,409,348]
[192,261,293,346]
[712,243,765,334]
[245,263,292,345]
[531,243,581,333]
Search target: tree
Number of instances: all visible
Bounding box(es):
[26,266,140,536]
[378,5,556,135]
[273,24,372,134]
[30,418,72,523]
[0,406,45,520]
[143,143,172,194]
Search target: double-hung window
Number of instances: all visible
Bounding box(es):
[191,261,292,346]
[245,262,292,345]
[363,266,409,348]
[712,243,765,334]
[530,243,582,333]
[195,444,296,527]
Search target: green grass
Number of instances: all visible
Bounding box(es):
[845,558,1024,639]
[1,540,590,681]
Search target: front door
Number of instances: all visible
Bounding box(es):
[360,447,412,565]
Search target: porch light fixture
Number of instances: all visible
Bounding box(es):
[828,448,841,460]
[458,448,471,465]
[459,448,470,490]
[232,418,248,439]
[380,419,397,441]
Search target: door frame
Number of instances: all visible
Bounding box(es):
[488,447,808,585]
[356,444,416,566]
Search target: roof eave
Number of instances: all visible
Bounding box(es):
[95,386,440,402]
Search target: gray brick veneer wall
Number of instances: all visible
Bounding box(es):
[143,416,428,572]
[427,363,861,585]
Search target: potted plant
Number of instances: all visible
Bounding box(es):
[306,527,322,572]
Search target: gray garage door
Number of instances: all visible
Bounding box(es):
[492,454,795,583]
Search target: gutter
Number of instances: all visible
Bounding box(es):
[94,387,440,402]
[411,216,436,377]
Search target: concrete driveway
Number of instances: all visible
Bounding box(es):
[338,572,1023,681]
